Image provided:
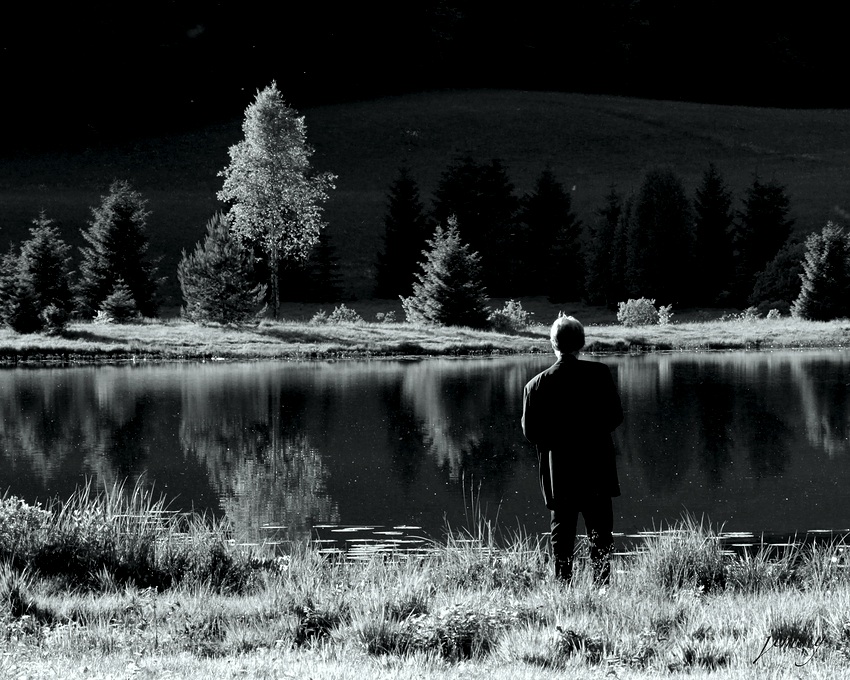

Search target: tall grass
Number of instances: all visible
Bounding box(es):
[0,481,259,593]
[4,494,850,677]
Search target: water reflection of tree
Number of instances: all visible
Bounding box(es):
[793,360,850,458]
[380,385,427,488]
[611,356,798,492]
[0,369,159,493]
[692,377,736,488]
[400,360,533,494]
[179,384,339,544]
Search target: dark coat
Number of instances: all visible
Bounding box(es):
[522,354,623,508]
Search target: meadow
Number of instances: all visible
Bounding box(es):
[3,89,850,304]
[3,485,850,680]
[0,298,848,364]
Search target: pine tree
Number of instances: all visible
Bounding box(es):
[100,279,140,323]
[18,210,73,313]
[625,166,694,304]
[0,210,74,333]
[0,244,40,333]
[692,163,734,305]
[519,167,582,300]
[400,217,490,328]
[217,82,336,317]
[76,180,159,318]
[732,174,795,305]
[178,212,267,324]
[432,157,519,294]
[374,166,430,298]
[584,185,622,307]
[791,222,850,320]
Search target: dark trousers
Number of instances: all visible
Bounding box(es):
[550,495,614,584]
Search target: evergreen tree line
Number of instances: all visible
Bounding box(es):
[0,180,160,334]
[376,160,809,314]
[2,158,847,334]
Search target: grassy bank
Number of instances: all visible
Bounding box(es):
[4,489,850,679]
[0,300,849,364]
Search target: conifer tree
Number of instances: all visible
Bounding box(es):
[732,174,795,305]
[18,210,73,313]
[584,185,623,307]
[0,244,40,333]
[432,157,519,294]
[217,82,336,317]
[76,180,159,318]
[178,212,267,324]
[100,279,140,323]
[0,210,75,333]
[400,217,490,328]
[519,167,582,300]
[693,163,735,305]
[625,167,694,304]
[374,166,430,298]
[791,222,850,320]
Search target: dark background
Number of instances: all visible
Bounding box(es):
[2,1,844,152]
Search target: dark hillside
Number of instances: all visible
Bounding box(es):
[2,90,850,303]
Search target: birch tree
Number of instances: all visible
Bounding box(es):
[217,82,336,316]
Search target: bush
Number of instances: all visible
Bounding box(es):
[39,304,68,336]
[327,303,364,324]
[617,298,659,326]
[375,311,396,323]
[720,307,761,322]
[488,299,533,333]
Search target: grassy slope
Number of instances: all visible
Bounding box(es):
[2,89,850,305]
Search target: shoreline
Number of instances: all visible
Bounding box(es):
[0,315,848,367]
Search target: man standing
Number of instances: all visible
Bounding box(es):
[522,314,623,584]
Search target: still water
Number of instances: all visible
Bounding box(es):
[1,351,849,551]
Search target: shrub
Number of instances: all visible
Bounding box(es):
[39,304,68,336]
[617,298,659,326]
[488,299,533,333]
[657,304,674,325]
[327,303,363,324]
[375,311,396,323]
[720,306,761,323]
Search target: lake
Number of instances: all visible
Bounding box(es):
[1,350,849,554]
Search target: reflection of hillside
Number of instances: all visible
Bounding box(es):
[179,380,339,543]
